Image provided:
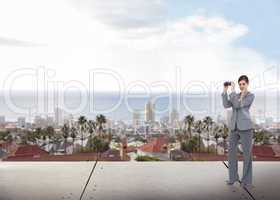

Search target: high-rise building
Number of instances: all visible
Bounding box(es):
[133,109,141,127]
[0,116,5,125]
[17,117,26,128]
[170,109,179,125]
[34,115,46,128]
[46,116,54,127]
[54,107,64,127]
[145,100,155,123]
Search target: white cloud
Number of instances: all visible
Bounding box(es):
[111,15,249,49]
[71,0,167,29]
[0,37,43,47]
[0,0,276,92]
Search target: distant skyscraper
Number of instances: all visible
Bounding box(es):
[170,109,179,125]
[46,116,54,126]
[133,109,141,127]
[34,115,45,128]
[160,116,169,124]
[54,107,64,126]
[145,100,155,122]
[0,116,5,125]
[17,117,26,128]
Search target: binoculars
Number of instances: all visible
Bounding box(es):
[224,82,231,87]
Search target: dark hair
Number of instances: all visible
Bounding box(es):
[238,75,249,84]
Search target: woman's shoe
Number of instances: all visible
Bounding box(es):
[240,182,254,189]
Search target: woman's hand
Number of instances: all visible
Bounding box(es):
[240,89,248,101]
[223,85,229,93]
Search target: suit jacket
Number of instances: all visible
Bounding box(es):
[221,91,255,131]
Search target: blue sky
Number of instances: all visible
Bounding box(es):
[167,0,280,59]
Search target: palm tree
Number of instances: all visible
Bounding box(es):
[253,129,270,145]
[91,136,107,156]
[6,132,13,143]
[29,130,40,144]
[45,126,55,151]
[107,132,113,142]
[96,114,106,137]
[42,134,47,148]
[176,132,184,143]
[203,116,213,154]
[213,125,222,155]
[87,120,96,150]
[52,133,62,154]
[61,123,70,154]
[70,126,77,151]
[45,126,55,137]
[34,127,42,142]
[184,115,194,139]
[78,116,87,150]
[222,124,229,154]
[38,127,47,147]
[194,120,203,153]
[0,131,9,141]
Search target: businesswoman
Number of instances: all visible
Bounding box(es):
[221,75,255,187]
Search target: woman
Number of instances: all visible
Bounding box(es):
[221,75,255,188]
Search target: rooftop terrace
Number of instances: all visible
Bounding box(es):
[0,161,279,200]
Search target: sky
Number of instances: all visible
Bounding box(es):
[0,0,279,92]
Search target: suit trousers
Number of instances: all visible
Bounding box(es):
[228,128,253,184]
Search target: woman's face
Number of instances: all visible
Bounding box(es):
[238,80,248,91]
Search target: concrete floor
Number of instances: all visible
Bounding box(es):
[0,161,279,200]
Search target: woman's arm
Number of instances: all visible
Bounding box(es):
[229,92,255,109]
[221,92,232,108]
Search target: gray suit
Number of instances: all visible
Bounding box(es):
[221,91,255,185]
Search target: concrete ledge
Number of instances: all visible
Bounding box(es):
[0,162,279,200]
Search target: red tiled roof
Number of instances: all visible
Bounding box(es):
[14,145,48,157]
[4,151,128,161]
[191,153,228,161]
[0,142,11,149]
[138,137,168,153]
[252,145,275,158]
[0,141,18,155]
